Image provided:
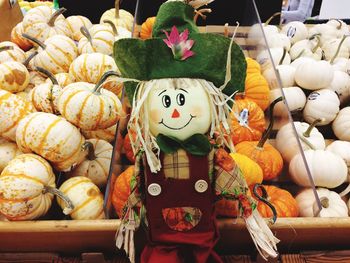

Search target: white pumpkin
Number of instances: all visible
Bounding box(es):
[308,24,339,46]
[328,70,350,104]
[281,21,308,44]
[102,20,132,41]
[323,35,349,62]
[289,150,347,188]
[269,87,306,117]
[0,42,26,64]
[296,188,348,217]
[303,89,340,125]
[0,90,35,142]
[247,22,279,46]
[57,72,123,131]
[57,176,105,220]
[99,0,134,32]
[258,33,291,51]
[295,60,334,90]
[331,58,350,73]
[16,112,86,172]
[0,154,73,220]
[0,139,22,173]
[332,107,350,141]
[257,48,291,69]
[81,124,116,143]
[78,24,115,55]
[45,73,75,87]
[66,15,93,41]
[326,140,350,179]
[29,68,63,114]
[24,34,78,74]
[290,57,314,69]
[289,37,323,61]
[0,61,30,93]
[326,19,349,37]
[67,139,113,188]
[276,121,325,163]
[262,64,295,90]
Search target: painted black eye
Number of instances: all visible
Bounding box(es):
[176,93,185,106]
[162,95,171,108]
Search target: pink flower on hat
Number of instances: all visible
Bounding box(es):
[163,26,195,61]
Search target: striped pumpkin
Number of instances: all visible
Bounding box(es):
[99,0,134,32]
[69,53,121,96]
[78,24,115,55]
[45,73,75,87]
[66,16,93,41]
[0,90,35,142]
[16,112,86,172]
[0,139,22,173]
[22,7,71,43]
[57,176,105,220]
[25,35,78,74]
[11,23,33,51]
[0,42,26,64]
[29,69,63,114]
[67,139,113,188]
[81,124,116,143]
[0,154,59,220]
[0,62,30,93]
[57,72,123,130]
[27,70,46,90]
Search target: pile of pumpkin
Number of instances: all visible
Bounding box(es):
[0,2,134,221]
[249,17,350,217]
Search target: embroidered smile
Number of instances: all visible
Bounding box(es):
[158,115,195,130]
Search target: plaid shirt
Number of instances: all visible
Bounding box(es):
[126,147,253,218]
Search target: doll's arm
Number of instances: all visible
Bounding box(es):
[214,148,256,218]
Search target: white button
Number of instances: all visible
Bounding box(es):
[194,180,208,193]
[148,183,162,196]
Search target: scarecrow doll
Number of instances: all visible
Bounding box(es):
[114,0,279,262]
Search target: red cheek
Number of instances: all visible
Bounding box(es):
[150,109,161,122]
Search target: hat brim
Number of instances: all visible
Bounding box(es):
[114,33,246,103]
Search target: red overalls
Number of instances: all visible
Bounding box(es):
[141,152,222,263]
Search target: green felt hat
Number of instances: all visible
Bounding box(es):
[113,0,246,103]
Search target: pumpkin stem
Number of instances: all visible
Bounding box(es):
[103,19,119,36]
[320,197,329,208]
[43,185,74,215]
[278,48,287,65]
[302,118,323,138]
[0,46,14,52]
[115,0,120,19]
[22,34,46,49]
[330,34,349,64]
[253,184,277,224]
[336,19,343,30]
[93,71,120,93]
[339,184,350,197]
[257,97,283,148]
[311,34,321,53]
[82,141,96,161]
[48,7,67,27]
[23,51,38,67]
[264,12,281,26]
[80,26,93,45]
[193,8,212,24]
[35,67,58,85]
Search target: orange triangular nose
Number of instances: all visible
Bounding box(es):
[171,109,180,118]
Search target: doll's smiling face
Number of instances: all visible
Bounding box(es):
[147,79,211,141]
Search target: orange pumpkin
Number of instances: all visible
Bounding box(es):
[11,23,33,51]
[230,98,265,144]
[112,166,135,218]
[252,185,299,218]
[235,97,284,181]
[238,72,270,111]
[140,17,156,40]
[123,131,136,164]
[246,57,261,74]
